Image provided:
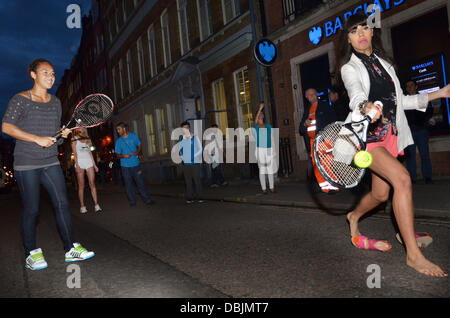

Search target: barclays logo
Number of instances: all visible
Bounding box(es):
[309,26,322,45]
[258,41,276,63]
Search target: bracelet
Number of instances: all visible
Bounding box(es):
[359,100,368,115]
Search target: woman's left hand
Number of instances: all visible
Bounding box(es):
[441,84,450,98]
[60,126,71,139]
[429,84,450,102]
[94,166,99,173]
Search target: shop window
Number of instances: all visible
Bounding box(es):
[155,109,168,154]
[212,78,229,135]
[145,114,157,156]
[233,67,252,130]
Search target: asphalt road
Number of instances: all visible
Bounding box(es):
[1,186,449,298]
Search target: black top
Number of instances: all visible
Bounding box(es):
[354,51,397,143]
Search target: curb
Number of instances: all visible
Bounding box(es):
[148,191,450,223]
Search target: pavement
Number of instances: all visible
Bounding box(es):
[105,176,450,223]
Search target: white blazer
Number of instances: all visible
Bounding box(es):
[341,53,429,152]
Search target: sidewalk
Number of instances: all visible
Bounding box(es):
[97,177,450,222]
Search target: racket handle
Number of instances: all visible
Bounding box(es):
[53,131,63,139]
[366,109,378,121]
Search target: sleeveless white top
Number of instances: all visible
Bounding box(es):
[75,140,94,169]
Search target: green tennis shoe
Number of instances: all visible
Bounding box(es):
[25,248,48,271]
[65,243,95,262]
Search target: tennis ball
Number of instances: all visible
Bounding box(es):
[354,150,373,168]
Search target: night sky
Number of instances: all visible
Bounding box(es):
[0,0,92,137]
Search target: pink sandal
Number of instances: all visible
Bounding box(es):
[395,232,433,248]
[351,235,392,252]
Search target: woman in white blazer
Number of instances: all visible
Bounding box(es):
[337,12,449,277]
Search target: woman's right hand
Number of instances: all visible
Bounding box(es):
[364,102,382,123]
[35,136,56,148]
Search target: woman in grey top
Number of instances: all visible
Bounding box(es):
[2,58,95,270]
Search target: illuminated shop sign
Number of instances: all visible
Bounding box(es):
[308,0,405,45]
[408,53,450,127]
[254,39,277,67]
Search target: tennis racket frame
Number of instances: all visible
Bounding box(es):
[313,109,376,189]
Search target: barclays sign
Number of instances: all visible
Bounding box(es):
[308,0,405,45]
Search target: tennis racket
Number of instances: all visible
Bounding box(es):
[54,93,114,139]
[312,108,378,189]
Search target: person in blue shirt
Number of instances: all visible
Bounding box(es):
[115,122,154,207]
[179,121,203,203]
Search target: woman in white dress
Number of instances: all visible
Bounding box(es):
[71,128,101,213]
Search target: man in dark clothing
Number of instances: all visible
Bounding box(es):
[404,80,435,184]
[299,88,337,192]
[329,86,350,122]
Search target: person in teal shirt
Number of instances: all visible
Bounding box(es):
[251,103,277,194]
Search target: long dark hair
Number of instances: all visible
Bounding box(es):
[335,12,395,81]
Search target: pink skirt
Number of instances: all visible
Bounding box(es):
[366,125,404,158]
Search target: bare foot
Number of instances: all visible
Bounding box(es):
[407,256,448,277]
[346,212,361,237]
[347,212,391,251]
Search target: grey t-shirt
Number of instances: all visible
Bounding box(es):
[2,94,63,169]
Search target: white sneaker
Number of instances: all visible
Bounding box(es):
[65,243,95,262]
[80,206,87,214]
[94,204,102,212]
[25,248,48,271]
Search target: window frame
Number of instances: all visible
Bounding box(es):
[160,9,172,68]
[233,66,252,130]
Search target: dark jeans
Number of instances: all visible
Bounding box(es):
[182,164,203,200]
[405,130,432,181]
[121,165,151,205]
[211,164,226,185]
[15,165,74,256]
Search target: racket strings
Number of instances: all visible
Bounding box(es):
[315,123,364,188]
[74,95,113,127]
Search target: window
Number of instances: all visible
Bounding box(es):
[282,0,322,24]
[131,120,138,134]
[122,0,127,23]
[212,78,228,134]
[112,67,117,102]
[115,9,119,33]
[222,0,240,24]
[156,109,168,154]
[126,50,133,94]
[147,25,158,78]
[118,59,124,100]
[161,10,171,67]
[109,19,115,43]
[233,67,252,130]
[166,103,178,148]
[137,37,145,86]
[177,0,190,55]
[197,0,213,41]
[145,114,157,156]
